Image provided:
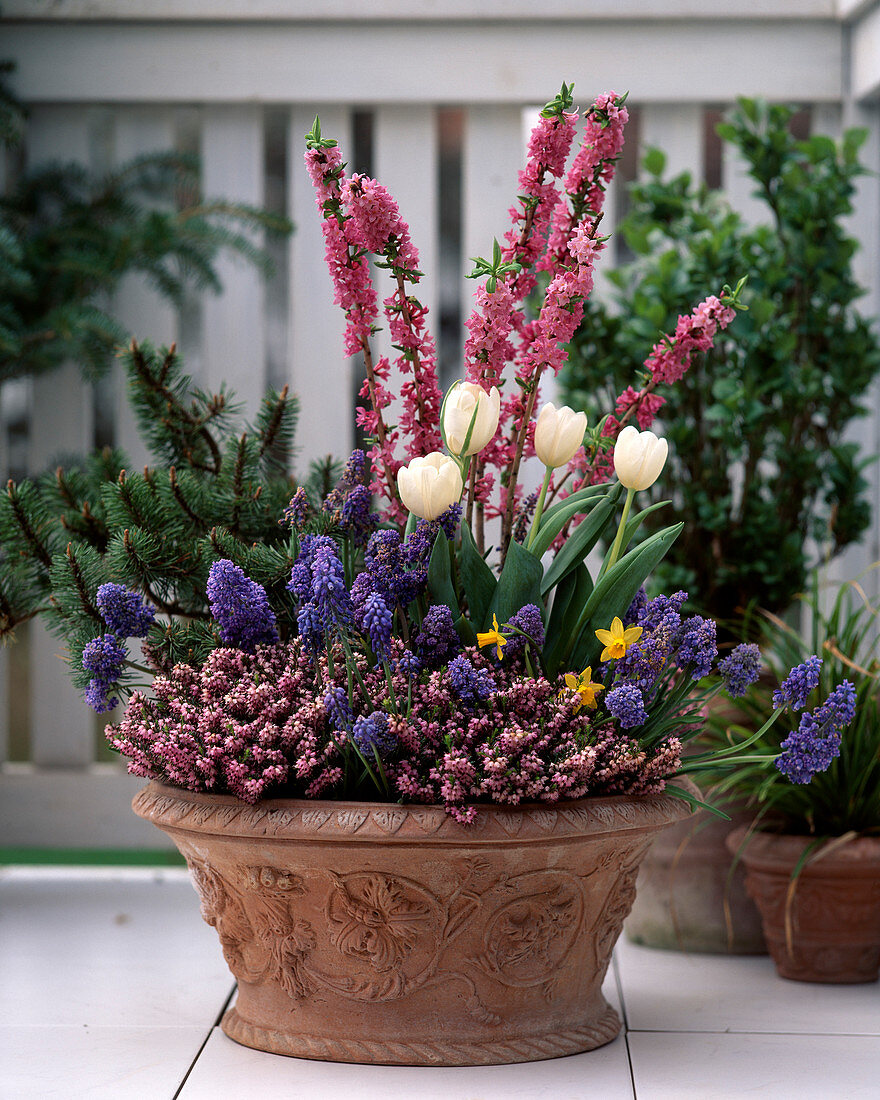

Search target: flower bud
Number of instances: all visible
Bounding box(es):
[397,453,464,521]
[613,425,668,491]
[442,382,501,457]
[534,402,588,469]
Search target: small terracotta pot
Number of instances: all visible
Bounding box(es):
[727,827,880,983]
[626,688,773,955]
[626,805,766,954]
[133,781,691,1065]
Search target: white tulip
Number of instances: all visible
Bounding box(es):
[397,453,464,521]
[442,381,501,457]
[534,402,588,469]
[613,425,668,491]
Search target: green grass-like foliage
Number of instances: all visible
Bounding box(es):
[707,573,880,838]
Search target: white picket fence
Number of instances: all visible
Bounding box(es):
[1,1,879,847]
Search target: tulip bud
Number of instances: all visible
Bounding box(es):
[397,453,464,521]
[534,402,588,469]
[442,382,501,457]
[613,425,668,491]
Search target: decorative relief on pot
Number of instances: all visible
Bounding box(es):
[186,856,317,998]
[372,808,408,834]
[320,872,442,1000]
[476,872,583,988]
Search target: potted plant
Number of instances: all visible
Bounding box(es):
[0,85,855,1065]
[715,575,880,983]
[563,98,880,953]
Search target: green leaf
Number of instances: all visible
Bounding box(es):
[454,614,477,647]
[459,521,497,630]
[544,562,593,677]
[540,484,623,597]
[426,530,457,615]
[569,522,683,668]
[530,483,615,558]
[642,146,666,178]
[493,540,544,626]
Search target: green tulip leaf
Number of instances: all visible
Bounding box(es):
[535,482,610,529]
[540,483,623,597]
[569,522,683,668]
[493,540,544,626]
[544,562,593,677]
[427,529,457,615]
[459,521,497,630]
[530,483,617,559]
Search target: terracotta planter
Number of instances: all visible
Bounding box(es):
[133,781,690,1066]
[625,805,766,954]
[625,689,772,955]
[728,827,880,983]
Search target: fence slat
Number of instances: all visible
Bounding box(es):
[288,105,354,472]
[639,103,703,179]
[834,101,880,601]
[200,105,268,418]
[24,107,97,768]
[112,107,179,471]
[372,106,440,459]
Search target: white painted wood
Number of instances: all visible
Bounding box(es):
[200,105,267,419]
[2,0,842,19]
[851,0,880,101]
[22,108,96,769]
[640,103,703,180]
[288,105,354,472]
[0,765,171,848]
[832,101,880,600]
[372,106,440,457]
[111,107,178,472]
[462,105,525,282]
[3,22,844,105]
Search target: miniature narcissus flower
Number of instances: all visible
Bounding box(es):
[595,617,643,661]
[534,402,589,469]
[477,613,507,660]
[442,381,501,457]
[397,453,463,521]
[564,666,604,711]
[613,425,668,491]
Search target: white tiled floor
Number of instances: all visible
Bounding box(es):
[2,868,878,1100]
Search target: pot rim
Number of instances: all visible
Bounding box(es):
[726,824,880,871]
[133,778,695,845]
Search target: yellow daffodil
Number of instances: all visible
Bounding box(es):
[594,617,643,662]
[477,613,507,660]
[563,666,604,711]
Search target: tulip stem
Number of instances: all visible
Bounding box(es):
[526,466,553,551]
[465,459,477,528]
[605,485,636,574]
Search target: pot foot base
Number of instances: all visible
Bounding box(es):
[221,1003,623,1066]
